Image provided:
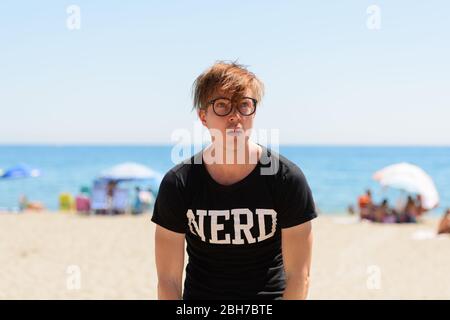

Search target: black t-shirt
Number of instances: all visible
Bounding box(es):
[151,145,317,300]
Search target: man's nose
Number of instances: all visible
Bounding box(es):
[228,106,242,122]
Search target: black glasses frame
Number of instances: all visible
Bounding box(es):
[207,97,258,116]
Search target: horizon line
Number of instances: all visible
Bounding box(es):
[1,143,450,148]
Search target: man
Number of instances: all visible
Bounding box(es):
[152,61,317,300]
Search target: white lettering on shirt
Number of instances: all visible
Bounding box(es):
[186,209,277,244]
[209,210,231,244]
[187,209,207,242]
[256,209,277,242]
[232,208,256,244]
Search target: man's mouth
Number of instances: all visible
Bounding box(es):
[226,127,244,136]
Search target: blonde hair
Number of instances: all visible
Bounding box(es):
[192,61,264,111]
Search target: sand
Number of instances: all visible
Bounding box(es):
[0,211,449,299]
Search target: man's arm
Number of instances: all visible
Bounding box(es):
[281,221,313,300]
[155,225,185,299]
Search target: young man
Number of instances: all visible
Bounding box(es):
[152,61,317,300]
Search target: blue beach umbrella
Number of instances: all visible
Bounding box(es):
[0,164,42,211]
[0,163,41,180]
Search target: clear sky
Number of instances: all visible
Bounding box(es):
[1,0,449,145]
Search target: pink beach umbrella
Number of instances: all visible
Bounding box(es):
[373,162,439,210]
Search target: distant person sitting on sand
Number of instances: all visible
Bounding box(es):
[18,194,45,212]
[358,189,373,221]
[373,199,389,223]
[394,195,418,223]
[401,195,418,223]
[437,209,450,234]
[415,194,426,218]
[382,203,397,224]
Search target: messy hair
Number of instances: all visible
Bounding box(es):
[192,61,264,111]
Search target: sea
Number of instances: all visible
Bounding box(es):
[1,145,449,215]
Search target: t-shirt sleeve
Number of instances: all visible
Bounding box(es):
[275,164,317,228]
[151,170,187,233]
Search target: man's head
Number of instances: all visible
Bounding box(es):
[192,61,264,148]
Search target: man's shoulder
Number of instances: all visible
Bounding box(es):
[262,147,306,181]
[161,152,202,188]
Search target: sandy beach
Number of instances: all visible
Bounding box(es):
[0,211,449,300]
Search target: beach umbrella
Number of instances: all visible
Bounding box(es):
[372,162,439,210]
[98,162,162,184]
[0,163,41,179]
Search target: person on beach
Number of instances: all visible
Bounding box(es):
[19,194,28,212]
[402,195,418,223]
[437,209,450,234]
[151,61,317,300]
[383,208,397,224]
[373,199,389,223]
[18,194,45,212]
[358,189,373,221]
[106,180,118,215]
[415,194,426,217]
[132,186,144,215]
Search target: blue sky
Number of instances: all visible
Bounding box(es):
[1,0,449,145]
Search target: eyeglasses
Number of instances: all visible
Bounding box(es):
[207,97,257,116]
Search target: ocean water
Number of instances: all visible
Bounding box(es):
[0,145,449,215]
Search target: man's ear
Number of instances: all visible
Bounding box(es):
[198,109,207,126]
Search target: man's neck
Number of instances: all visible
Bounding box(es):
[204,141,260,165]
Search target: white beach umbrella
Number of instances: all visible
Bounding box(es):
[99,162,162,182]
[372,162,439,210]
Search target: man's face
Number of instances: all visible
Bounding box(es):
[198,88,256,149]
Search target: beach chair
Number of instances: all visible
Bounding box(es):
[59,192,75,212]
[112,188,129,214]
[75,195,91,214]
[91,185,108,215]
